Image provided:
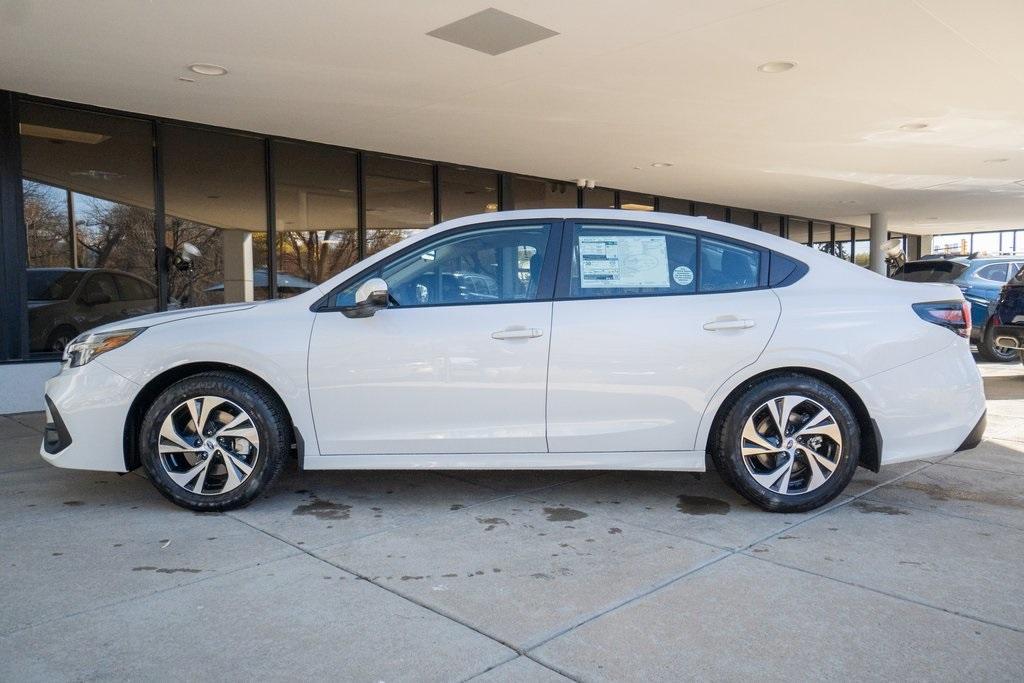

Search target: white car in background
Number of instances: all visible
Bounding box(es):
[40,210,987,513]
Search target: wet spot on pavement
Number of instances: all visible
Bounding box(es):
[608,527,622,534]
[476,516,509,531]
[675,495,730,516]
[132,566,201,574]
[542,506,588,522]
[292,497,352,520]
[450,504,465,511]
[852,501,909,516]
[896,480,1024,508]
[62,501,84,506]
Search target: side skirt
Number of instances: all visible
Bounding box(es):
[302,450,706,471]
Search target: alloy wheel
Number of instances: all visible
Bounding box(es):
[157,396,260,495]
[739,394,843,496]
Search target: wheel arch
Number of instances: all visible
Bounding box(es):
[702,366,881,473]
[122,362,296,471]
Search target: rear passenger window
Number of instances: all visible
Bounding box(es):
[700,238,761,292]
[568,224,697,298]
[976,263,1008,282]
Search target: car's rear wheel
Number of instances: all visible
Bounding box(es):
[977,322,1018,362]
[711,374,860,513]
[139,372,290,511]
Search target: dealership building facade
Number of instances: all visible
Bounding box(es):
[0,90,928,411]
[4,2,1024,412]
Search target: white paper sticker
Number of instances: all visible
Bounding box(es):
[579,235,669,288]
[672,265,694,286]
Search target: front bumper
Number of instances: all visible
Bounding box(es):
[40,359,140,472]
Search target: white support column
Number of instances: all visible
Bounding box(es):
[222,230,254,302]
[869,212,888,275]
[919,234,933,258]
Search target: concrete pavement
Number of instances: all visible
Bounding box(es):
[1,361,1022,681]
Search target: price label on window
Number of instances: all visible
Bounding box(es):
[579,235,669,288]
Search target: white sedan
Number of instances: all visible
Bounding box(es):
[40,210,986,513]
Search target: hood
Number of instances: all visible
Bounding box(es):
[87,302,259,335]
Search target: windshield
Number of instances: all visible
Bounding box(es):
[27,270,86,301]
[892,260,968,283]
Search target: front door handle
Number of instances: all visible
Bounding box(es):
[703,318,755,331]
[491,327,544,340]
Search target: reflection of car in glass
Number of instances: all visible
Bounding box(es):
[40,210,985,515]
[28,268,157,353]
[991,264,1024,365]
[892,255,1024,361]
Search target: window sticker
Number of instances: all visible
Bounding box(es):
[672,265,694,286]
[579,235,670,288]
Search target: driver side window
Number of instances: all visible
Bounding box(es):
[330,224,551,308]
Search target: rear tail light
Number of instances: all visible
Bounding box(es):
[912,301,971,338]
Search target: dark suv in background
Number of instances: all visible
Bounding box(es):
[992,264,1024,365]
[28,268,157,353]
[893,255,1024,361]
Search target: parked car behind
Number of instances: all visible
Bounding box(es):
[28,268,158,353]
[892,254,1024,361]
[991,263,1024,365]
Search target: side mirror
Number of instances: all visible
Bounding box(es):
[342,277,389,318]
[81,290,111,306]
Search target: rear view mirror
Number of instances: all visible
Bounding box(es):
[342,277,389,318]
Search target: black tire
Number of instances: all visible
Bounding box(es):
[977,322,1018,362]
[46,325,78,353]
[139,371,290,511]
[710,373,860,513]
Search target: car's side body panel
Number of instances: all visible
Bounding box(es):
[307,301,554,455]
[546,289,780,453]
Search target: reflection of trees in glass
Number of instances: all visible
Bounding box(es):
[815,241,850,261]
[23,181,71,266]
[277,230,358,290]
[366,229,418,257]
[166,219,225,307]
[74,197,155,279]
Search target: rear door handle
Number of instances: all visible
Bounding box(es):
[703,318,755,331]
[491,327,544,340]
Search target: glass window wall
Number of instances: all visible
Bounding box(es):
[511,176,575,210]
[163,124,267,307]
[20,102,156,353]
[438,166,498,221]
[273,140,358,295]
[364,154,433,255]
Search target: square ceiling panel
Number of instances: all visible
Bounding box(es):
[427,8,559,56]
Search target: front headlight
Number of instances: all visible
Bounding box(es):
[63,328,146,368]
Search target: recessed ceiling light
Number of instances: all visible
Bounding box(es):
[926,217,938,221]
[177,76,196,83]
[838,200,858,205]
[650,162,673,168]
[898,123,929,131]
[757,60,797,73]
[188,63,228,76]
[984,158,1009,163]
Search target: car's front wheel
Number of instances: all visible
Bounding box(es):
[711,374,860,513]
[139,372,290,511]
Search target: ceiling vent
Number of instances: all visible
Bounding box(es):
[427,8,558,56]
